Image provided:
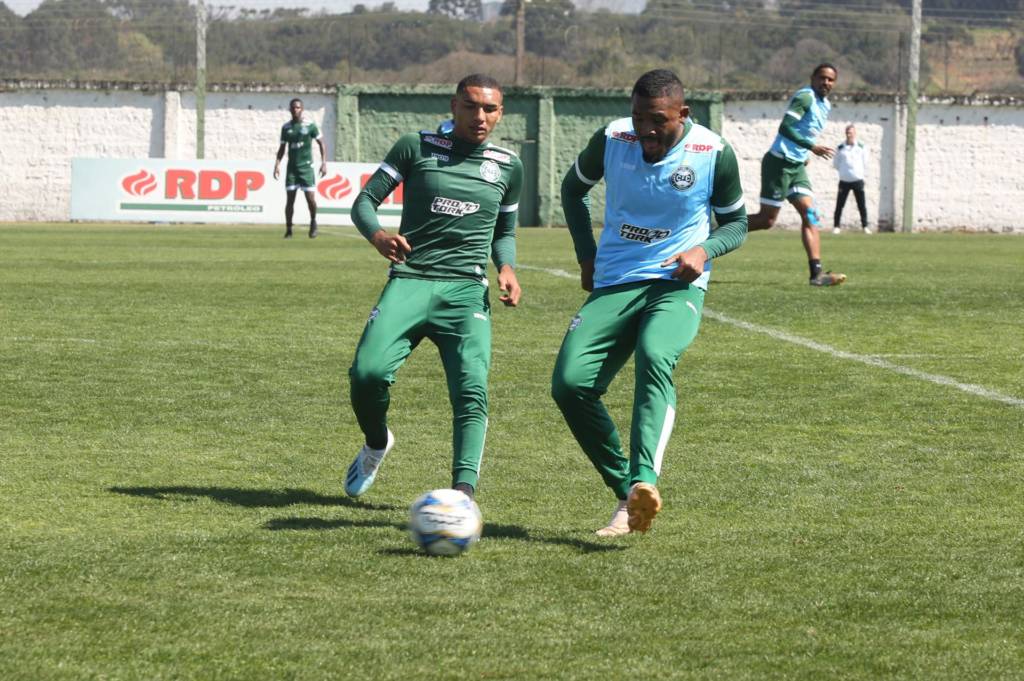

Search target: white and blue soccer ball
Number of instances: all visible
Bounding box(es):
[408,488,482,557]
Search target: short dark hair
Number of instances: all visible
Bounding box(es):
[289,97,303,107]
[631,69,685,101]
[812,63,838,78]
[456,74,502,96]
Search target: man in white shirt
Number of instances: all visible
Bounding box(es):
[832,124,870,234]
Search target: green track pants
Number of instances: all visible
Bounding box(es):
[551,280,704,499]
[349,277,491,490]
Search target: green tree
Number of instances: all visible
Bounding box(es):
[105,0,193,79]
[428,0,483,21]
[501,0,575,57]
[0,3,25,72]
[25,0,119,75]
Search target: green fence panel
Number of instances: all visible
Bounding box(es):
[333,84,721,227]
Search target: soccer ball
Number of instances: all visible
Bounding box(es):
[408,488,482,557]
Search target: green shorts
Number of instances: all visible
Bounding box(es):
[285,166,316,191]
[759,152,812,207]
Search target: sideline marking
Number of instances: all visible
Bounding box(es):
[327,228,364,240]
[5,337,97,344]
[519,264,1024,409]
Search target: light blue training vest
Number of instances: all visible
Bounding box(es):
[769,86,831,163]
[594,118,723,291]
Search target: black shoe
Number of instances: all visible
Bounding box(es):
[284,229,293,239]
[453,482,475,499]
[309,224,318,238]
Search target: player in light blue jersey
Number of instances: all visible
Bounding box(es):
[748,63,847,286]
[553,69,747,536]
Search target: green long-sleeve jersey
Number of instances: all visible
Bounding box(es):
[353,130,524,282]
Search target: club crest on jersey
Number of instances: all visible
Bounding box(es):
[620,223,671,244]
[431,197,480,216]
[670,165,696,190]
[423,135,453,149]
[479,160,501,183]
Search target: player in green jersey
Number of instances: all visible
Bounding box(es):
[273,98,327,238]
[748,64,847,286]
[344,74,524,502]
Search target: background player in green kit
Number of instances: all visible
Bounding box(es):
[273,98,327,238]
[747,63,846,286]
[553,70,747,536]
[344,74,523,502]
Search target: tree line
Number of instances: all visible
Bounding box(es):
[0,0,1020,93]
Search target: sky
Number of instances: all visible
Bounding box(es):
[6,0,429,15]
[5,0,643,17]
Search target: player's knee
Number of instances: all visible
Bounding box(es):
[452,390,487,419]
[550,371,571,406]
[451,376,487,410]
[551,368,586,407]
[348,361,389,392]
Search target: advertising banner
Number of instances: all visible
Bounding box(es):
[71,159,403,226]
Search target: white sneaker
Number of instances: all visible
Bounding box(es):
[863,227,873,235]
[595,499,629,537]
[344,429,395,497]
[832,227,841,235]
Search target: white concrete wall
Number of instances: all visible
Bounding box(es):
[0,87,335,222]
[723,99,895,231]
[723,96,1024,233]
[2,85,1022,232]
[170,91,336,162]
[0,89,163,222]
[914,103,1024,232]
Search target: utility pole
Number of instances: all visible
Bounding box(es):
[514,0,526,86]
[901,0,921,232]
[196,0,207,159]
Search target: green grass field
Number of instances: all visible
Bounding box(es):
[2,224,1022,680]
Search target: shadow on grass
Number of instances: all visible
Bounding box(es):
[109,485,399,512]
[111,486,622,554]
[483,523,625,554]
[266,516,398,531]
[266,516,623,554]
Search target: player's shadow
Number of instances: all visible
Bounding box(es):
[111,486,622,553]
[267,516,623,554]
[266,516,399,531]
[109,485,399,512]
[482,523,624,554]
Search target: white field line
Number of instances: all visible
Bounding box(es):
[518,264,1024,409]
[4,337,97,344]
[322,227,363,239]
